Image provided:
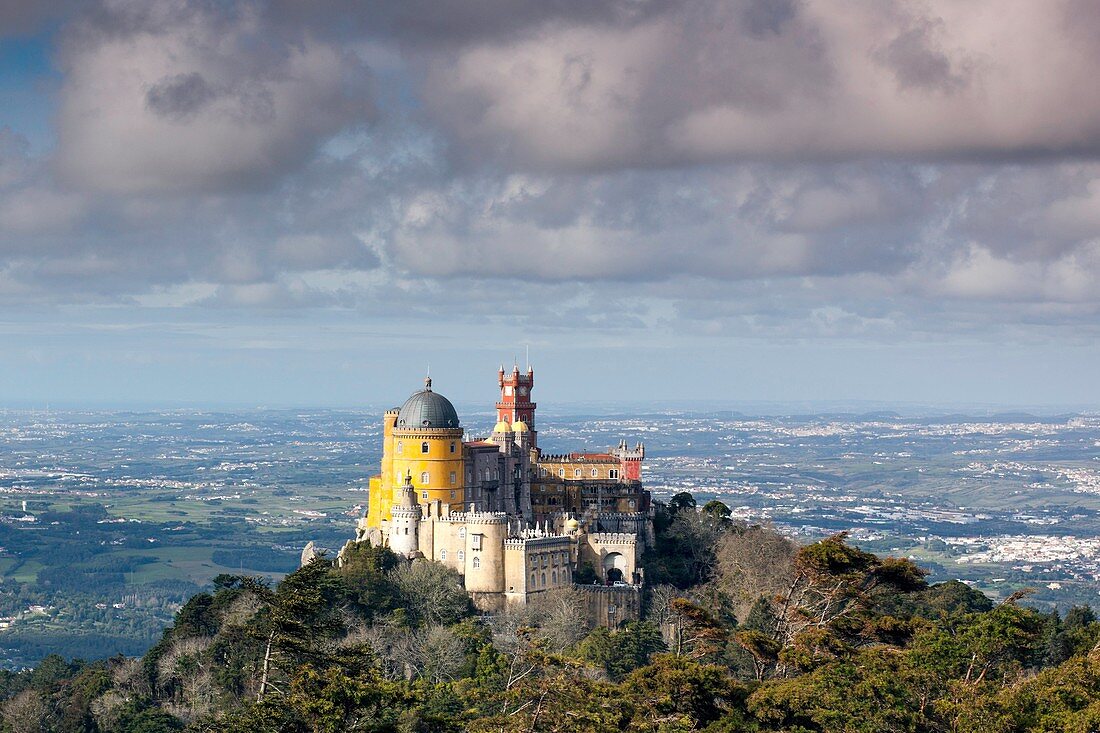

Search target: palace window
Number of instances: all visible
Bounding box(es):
[552,571,557,583]
[591,468,598,477]
[421,491,428,499]
[457,550,465,561]
[609,469,619,480]
[530,573,536,586]
[471,534,482,550]
[450,442,456,453]
[421,471,429,485]
[450,490,456,499]
[440,550,447,560]
[574,469,581,478]
[558,468,565,478]
[396,441,403,454]
[459,527,466,539]
[472,557,480,569]
[541,573,546,586]
[450,471,457,485]
[629,499,636,508]
[421,441,429,454]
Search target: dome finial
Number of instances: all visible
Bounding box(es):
[424,375,432,391]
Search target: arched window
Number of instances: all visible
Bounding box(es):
[472,557,480,569]
[530,573,536,586]
[449,471,457,485]
[396,441,403,454]
[574,469,581,478]
[450,442,456,454]
[421,441,429,454]
[457,550,465,561]
[421,491,428,499]
[440,549,447,560]
[420,471,429,484]
[591,468,598,477]
[541,573,546,586]
[552,570,557,583]
[558,468,565,478]
[459,527,466,539]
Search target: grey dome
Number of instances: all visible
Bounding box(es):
[396,378,460,429]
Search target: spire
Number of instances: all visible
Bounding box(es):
[398,471,417,508]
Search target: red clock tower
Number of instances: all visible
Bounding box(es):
[497,364,537,448]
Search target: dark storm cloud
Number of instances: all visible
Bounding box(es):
[874,18,967,93]
[267,0,680,45]
[145,72,218,120]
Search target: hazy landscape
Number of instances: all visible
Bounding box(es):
[0,406,1097,668]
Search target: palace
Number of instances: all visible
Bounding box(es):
[347,365,652,613]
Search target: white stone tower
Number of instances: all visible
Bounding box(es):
[388,473,421,557]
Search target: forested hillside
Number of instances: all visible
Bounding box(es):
[1,493,1098,732]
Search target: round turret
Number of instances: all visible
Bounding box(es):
[512,420,529,433]
[493,419,512,433]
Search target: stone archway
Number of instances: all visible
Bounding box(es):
[602,552,627,583]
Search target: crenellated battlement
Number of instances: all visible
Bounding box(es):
[610,440,645,461]
[589,532,637,545]
[440,511,508,525]
[504,535,572,549]
[595,511,647,520]
[539,453,619,463]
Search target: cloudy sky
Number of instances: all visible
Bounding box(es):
[1,0,1099,409]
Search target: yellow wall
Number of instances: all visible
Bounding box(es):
[365,416,466,530]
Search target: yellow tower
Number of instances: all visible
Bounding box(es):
[365,378,465,531]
